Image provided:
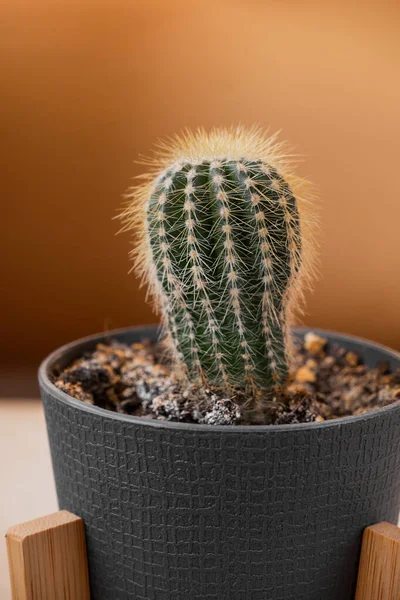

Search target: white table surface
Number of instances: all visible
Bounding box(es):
[0,398,57,600]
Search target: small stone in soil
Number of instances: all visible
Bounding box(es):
[197,399,241,426]
[58,360,116,393]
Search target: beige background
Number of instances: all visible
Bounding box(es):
[1,0,400,375]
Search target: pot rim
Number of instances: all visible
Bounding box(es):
[39,324,400,433]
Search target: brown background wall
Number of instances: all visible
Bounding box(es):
[1,0,400,373]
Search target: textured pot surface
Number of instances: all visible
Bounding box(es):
[39,326,400,600]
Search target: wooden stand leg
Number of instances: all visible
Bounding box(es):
[6,510,90,600]
[355,521,400,600]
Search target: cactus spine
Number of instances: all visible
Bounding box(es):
[122,127,315,395]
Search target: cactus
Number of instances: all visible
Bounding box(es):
[121,127,315,396]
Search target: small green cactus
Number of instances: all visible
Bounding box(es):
[122,127,315,396]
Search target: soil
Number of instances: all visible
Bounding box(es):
[53,332,400,426]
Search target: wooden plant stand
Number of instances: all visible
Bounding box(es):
[5,512,400,599]
[6,511,90,600]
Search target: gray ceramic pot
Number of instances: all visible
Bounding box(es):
[39,326,400,600]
